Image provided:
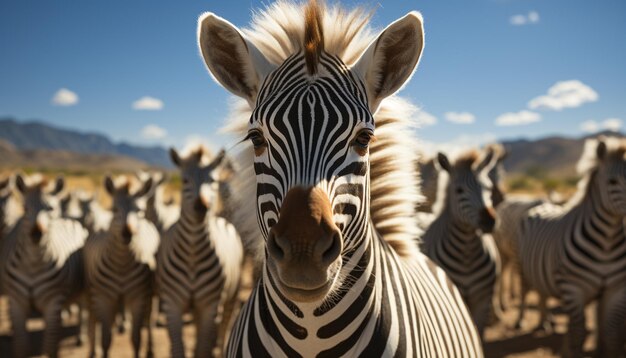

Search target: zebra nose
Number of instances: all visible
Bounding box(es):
[267,227,342,265]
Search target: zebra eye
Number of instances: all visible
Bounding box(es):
[247,130,267,149]
[609,178,619,185]
[456,187,464,194]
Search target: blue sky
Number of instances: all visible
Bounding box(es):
[1,0,625,153]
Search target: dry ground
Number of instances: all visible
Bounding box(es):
[0,266,602,358]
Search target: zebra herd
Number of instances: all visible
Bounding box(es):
[0,0,625,357]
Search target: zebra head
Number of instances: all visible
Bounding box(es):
[585,137,626,216]
[15,174,65,243]
[170,146,226,219]
[436,150,496,234]
[198,2,424,302]
[104,175,153,244]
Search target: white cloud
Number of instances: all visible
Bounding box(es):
[51,88,79,106]
[415,110,438,127]
[495,110,541,126]
[581,118,623,133]
[603,118,622,132]
[580,120,599,133]
[140,124,168,140]
[528,80,598,111]
[510,11,540,26]
[133,96,164,111]
[444,112,475,124]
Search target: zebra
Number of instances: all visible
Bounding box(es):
[157,146,243,358]
[495,136,626,357]
[2,173,87,358]
[197,1,483,356]
[84,175,159,358]
[420,149,499,337]
[136,171,180,234]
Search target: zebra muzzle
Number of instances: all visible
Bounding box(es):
[266,186,343,302]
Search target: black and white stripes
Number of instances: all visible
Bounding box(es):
[157,147,243,357]
[198,2,483,356]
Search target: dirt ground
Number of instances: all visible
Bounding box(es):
[0,266,603,358]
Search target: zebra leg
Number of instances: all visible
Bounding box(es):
[8,297,29,358]
[163,299,185,358]
[535,293,554,334]
[42,297,64,358]
[129,297,150,358]
[561,290,588,358]
[218,294,239,353]
[88,307,97,358]
[513,277,529,330]
[76,302,84,347]
[597,285,626,358]
[96,301,116,358]
[194,302,220,358]
[116,303,126,334]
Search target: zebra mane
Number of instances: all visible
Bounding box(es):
[222,1,423,260]
[567,136,626,209]
[576,136,626,176]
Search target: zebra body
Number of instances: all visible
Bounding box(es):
[420,151,498,336]
[84,175,158,358]
[157,147,243,357]
[502,137,626,357]
[2,174,86,358]
[199,1,482,356]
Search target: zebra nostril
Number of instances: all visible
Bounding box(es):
[321,232,342,265]
[267,231,285,261]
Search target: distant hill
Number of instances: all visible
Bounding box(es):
[0,139,152,173]
[0,118,171,168]
[501,130,624,177]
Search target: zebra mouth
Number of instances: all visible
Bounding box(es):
[267,260,340,303]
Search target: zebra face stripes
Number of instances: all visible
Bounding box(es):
[247,51,375,301]
[15,174,65,242]
[104,175,153,244]
[594,141,626,216]
[436,151,496,233]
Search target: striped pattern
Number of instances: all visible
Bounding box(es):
[157,147,243,357]
[199,1,483,352]
[137,171,180,234]
[499,137,626,357]
[421,150,498,337]
[84,176,159,358]
[2,174,86,358]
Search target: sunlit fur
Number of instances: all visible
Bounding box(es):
[204,1,482,356]
[496,136,626,357]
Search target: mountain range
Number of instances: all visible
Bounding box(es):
[0,117,623,177]
[0,118,170,168]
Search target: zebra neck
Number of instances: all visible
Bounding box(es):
[576,181,625,244]
[434,206,478,242]
[179,208,210,233]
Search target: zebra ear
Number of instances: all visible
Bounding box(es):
[50,176,65,196]
[135,177,153,198]
[15,174,27,193]
[474,148,495,173]
[198,12,275,105]
[0,177,9,192]
[596,139,607,160]
[436,152,452,173]
[352,11,425,113]
[170,148,182,167]
[104,176,115,195]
